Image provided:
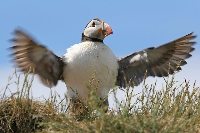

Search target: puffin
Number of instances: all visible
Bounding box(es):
[10,18,196,108]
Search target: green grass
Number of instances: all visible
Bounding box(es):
[0,71,200,133]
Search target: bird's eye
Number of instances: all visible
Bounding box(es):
[92,22,95,27]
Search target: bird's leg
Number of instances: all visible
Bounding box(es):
[70,97,84,116]
[100,98,109,113]
[70,96,109,121]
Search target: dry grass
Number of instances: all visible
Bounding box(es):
[0,70,200,133]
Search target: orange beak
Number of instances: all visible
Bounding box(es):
[104,23,113,36]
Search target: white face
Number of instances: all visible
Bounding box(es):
[83,19,108,40]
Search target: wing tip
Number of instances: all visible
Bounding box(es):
[188,32,197,39]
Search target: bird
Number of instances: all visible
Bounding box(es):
[10,18,196,111]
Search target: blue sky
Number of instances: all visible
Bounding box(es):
[0,1,200,107]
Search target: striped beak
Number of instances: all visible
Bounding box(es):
[104,23,113,36]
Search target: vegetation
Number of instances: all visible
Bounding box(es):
[0,70,200,133]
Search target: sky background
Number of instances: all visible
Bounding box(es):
[0,1,200,108]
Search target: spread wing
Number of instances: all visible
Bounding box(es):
[117,32,196,88]
[10,30,64,87]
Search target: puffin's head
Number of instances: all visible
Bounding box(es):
[82,18,113,41]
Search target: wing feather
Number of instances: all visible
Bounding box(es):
[117,32,196,88]
[10,29,64,87]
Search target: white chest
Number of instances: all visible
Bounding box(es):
[62,42,118,101]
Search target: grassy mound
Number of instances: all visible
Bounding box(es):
[0,71,200,133]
